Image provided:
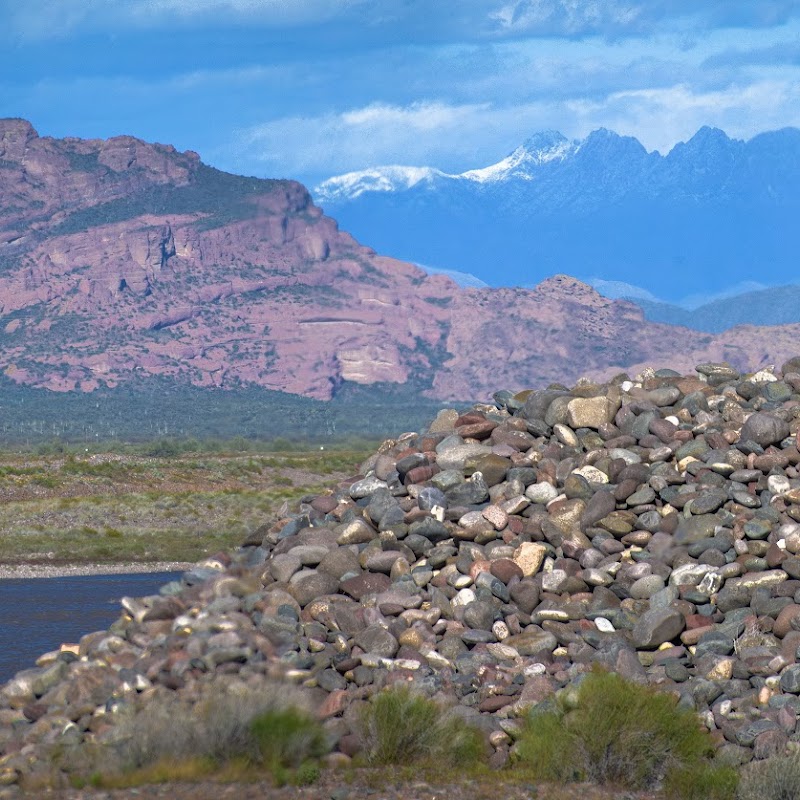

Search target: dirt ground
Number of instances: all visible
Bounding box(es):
[43,769,661,800]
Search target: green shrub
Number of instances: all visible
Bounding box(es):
[665,762,738,800]
[514,669,726,795]
[357,685,486,768]
[736,752,800,800]
[293,760,322,786]
[250,706,329,773]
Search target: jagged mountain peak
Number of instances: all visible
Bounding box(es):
[576,127,651,160]
[316,123,800,302]
[314,129,579,202]
[521,129,568,151]
[666,125,739,159]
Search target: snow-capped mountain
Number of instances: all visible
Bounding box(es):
[313,126,800,304]
[315,130,578,203]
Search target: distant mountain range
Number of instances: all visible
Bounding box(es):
[315,126,800,306]
[622,284,800,333]
[4,117,800,406]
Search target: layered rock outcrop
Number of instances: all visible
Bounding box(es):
[6,360,800,787]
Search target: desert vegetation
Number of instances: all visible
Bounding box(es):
[68,681,331,790]
[32,675,748,799]
[514,669,737,799]
[0,441,372,565]
[356,685,486,768]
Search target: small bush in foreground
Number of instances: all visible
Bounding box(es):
[514,669,731,797]
[97,681,328,786]
[250,706,329,779]
[665,762,739,800]
[357,685,486,768]
[736,751,800,800]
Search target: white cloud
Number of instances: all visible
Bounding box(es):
[490,0,646,36]
[131,0,364,23]
[231,101,493,178]
[567,80,800,152]
[228,77,800,181]
[487,0,800,37]
[11,0,800,42]
[4,0,366,38]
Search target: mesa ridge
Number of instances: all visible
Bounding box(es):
[6,359,800,789]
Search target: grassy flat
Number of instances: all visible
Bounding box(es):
[0,448,370,566]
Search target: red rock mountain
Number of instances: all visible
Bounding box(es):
[1,118,797,401]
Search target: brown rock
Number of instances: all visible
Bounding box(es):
[490,558,524,584]
[340,573,392,600]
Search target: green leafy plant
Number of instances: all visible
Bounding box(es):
[665,762,738,800]
[249,706,329,775]
[514,668,730,796]
[357,685,486,768]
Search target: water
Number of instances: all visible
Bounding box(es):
[0,572,182,683]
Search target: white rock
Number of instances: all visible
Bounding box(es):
[523,663,547,677]
[697,571,723,595]
[452,588,477,608]
[572,465,609,484]
[554,423,580,447]
[670,562,714,587]
[768,475,792,496]
[492,620,510,641]
[458,510,485,527]
[751,368,777,383]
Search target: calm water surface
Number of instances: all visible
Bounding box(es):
[0,572,181,683]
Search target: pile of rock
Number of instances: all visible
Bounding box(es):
[6,359,800,787]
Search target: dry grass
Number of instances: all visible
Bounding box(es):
[77,680,329,789]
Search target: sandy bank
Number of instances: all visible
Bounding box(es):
[0,562,195,579]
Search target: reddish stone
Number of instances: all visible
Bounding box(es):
[490,558,524,584]
[455,412,488,426]
[405,464,439,485]
[684,614,715,631]
[318,689,349,719]
[456,420,497,440]
[311,494,339,514]
[478,695,515,712]
[774,604,800,638]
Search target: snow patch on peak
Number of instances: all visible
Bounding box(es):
[314,129,579,202]
[315,165,444,202]
[459,135,575,183]
[458,147,532,183]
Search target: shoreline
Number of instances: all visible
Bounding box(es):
[0,561,196,580]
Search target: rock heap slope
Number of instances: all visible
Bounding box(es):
[7,360,800,787]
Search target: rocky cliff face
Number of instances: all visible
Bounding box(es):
[1,119,799,401]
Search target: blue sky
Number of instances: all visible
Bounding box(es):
[2,0,800,187]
